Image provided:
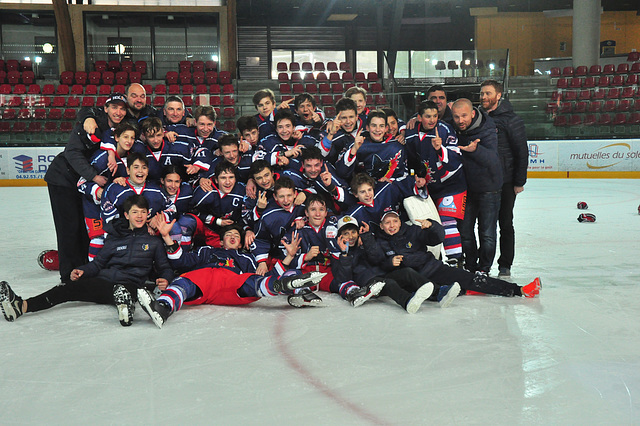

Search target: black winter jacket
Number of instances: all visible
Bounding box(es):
[482,99,528,186]
[44,123,102,187]
[78,218,174,285]
[331,234,388,287]
[456,108,503,193]
[363,222,445,277]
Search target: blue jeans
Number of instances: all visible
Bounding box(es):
[460,190,501,273]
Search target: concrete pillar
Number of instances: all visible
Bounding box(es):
[572,0,601,67]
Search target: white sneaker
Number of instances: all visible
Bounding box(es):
[406,282,435,314]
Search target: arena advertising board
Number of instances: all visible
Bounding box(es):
[528,139,640,172]
[0,147,63,180]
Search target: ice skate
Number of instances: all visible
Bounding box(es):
[406,282,435,314]
[138,288,172,329]
[113,284,135,327]
[0,281,24,322]
[521,277,542,298]
[287,288,323,308]
[346,280,386,308]
[273,271,326,293]
[437,282,461,308]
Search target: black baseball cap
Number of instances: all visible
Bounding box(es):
[105,93,127,106]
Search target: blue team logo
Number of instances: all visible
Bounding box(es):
[529,143,543,158]
[13,155,34,173]
[141,244,149,251]
[438,196,457,213]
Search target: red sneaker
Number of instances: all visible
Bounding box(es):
[522,277,541,298]
[464,290,485,296]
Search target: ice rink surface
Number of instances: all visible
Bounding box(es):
[1,178,639,425]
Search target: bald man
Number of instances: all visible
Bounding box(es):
[451,98,503,276]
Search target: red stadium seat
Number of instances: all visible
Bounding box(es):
[218,71,231,84]
[12,122,27,133]
[209,84,221,94]
[205,61,217,72]
[142,84,153,95]
[327,62,338,72]
[44,121,58,132]
[222,84,234,95]
[113,84,125,93]
[71,84,84,95]
[588,100,603,113]
[602,64,615,75]
[613,113,627,125]
[290,72,302,83]
[192,61,205,73]
[320,95,334,105]
[277,62,288,72]
[88,71,101,85]
[182,96,193,107]
[553,115,568,126]
[94,61,107,73]
[6,71,19,85]
[574,100,588,113]
[592,88,606,100]
[74,71,87,85]
[617,99,632,112]
[578,89,591,101]
[0,83,10,94]
[318,83,331,94]
[34,108,47,120]
[279,83,292,94]
[120,60,134,73]
[47,108,62,120]
[97,96,108,107]
[575,66,588,77]
[616,63,629,74]
[102,71,115,85]
[0,122,10,133]
[375,95,388,105]
[153,96,165,108]
[20,60,32,71]
[27,84,41,94]
[550,67,561,77]
[628,112,640,125]
[82,97,95,108]
[182,84,194,95]
[329,72,341,82]
[292,83,304,94]
[621,87,635,99]
[41,84,55,95]
[168,84,181,95]
[179,61,192,73]
[85,84,97,95]
[342,72,354,82]
[6,60,19,72]
[2,108,16,120]
[28,121,42,133]
[223,120,236,132]
[606,88,620,99]
[222,95,235,106]
[339,62,350,72]
[129,72,142,84]
[38,96,52,107]
[60,121,74,132]
[583,77,596,88]
[209,96,221,107]
[63,109,77,120]
[60,71,74,85]
[301,62,313,72]
[134,61,147,75]
[154,84,166,95]
[166,71,178,85]
[611,75,624,86]
[303,73,315,83]
[179,72,192,85]
[98,84,112,95]
[561,66,574,77]
[289,62,300,72]
[107,60,120,72]
[67,96,80,108]
[7,96,21,107]
[568,115,582,126]
[22,71,35,85]
[631,63,640,73]
[316,72,328,83]
[314,62,325,72]
[277,72,288,83]
[305,83,317,94]
[355,72,366,82]
[556,78,568,89]
[18,108,31,119]
[603,100,617,112]
[223,107,236,118]
[195,84,208,95]
[193,71,205,85]
[206,71,218,84]
[12,84,26,94]
[559,102,573,114]
[569,77,582,88]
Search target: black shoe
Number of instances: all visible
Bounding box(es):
[498,267,511,278]
[137,288,172,329]
[346,280,386,307]
[0,281,23,322]
[287,289,323,308]
[273,271,326,294]
[113,285,135,327]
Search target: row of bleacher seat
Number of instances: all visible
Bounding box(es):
[277,61,350,73]
[0,83,235,97]
[2,108,79,120]
[277,71,379,84]
[556,74,639,88]
[551,87,639,101]
[93,60,147,75]
[0,59,33,72]
[0,71,36,85]
[60,70,142,86]
[554,112,640,127]
[0,120,75,133]
[548,98,640,114]
[551,61,640,77]
[165,70,231,85]
[279,82,384,95]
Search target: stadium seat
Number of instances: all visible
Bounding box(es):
[34,108,47,120]
[326,62,338,72]
[375,95,388,105]
[276,62,288,72]
[592,88,606,100]
[367,72,379,82]
[324,106,336,118]
[556,78,568,89]
[279,83,292,94]
[82,97,95,108]
[587,65,601,76]
[179,72,192,85]
[195,84,208,95]
[575,66,587,77]
[292,83,304,94]
[550,67,561,77]
[563,90,577,101]
[12,84,26,94]
[583,114,596,126]
[205,61,217,72]
[27,84,41,95]
[7,96,21,107]
[0,122,10,133]
[6,59,19,72]
[6,71,19,85]
[129,72,142,84]
[71,84,84,95]
[209,96,221,107]
[339,62,350,72]
[562,66,574,77]
[612,113,627,125]
[154,84,166,95]
[40,84,55,95]
[206,71,218,84]
[342,72,354,82]
[113,84,125,93]
[222,95,235,106]
[182,96,193,107]
[222,84,234,95]
[218,71,232,84]
[611,75,624,86]
[44,121,58,132]
[38,96,52,107]
[85,84,97,95]
[583,77,596,88]
[107,60,120,72]
[209,84,221,94]
[152,96,165,108]
[588,100,603,113]
[17,108,31,119]
[574,101,588,113]
[20,60,32,71]
[63,109,77,120]
[578,89,591,101]
[60,71,74,85]
[289,62,300,72]
[47,108,62,120]
[314,62,325,72]
[320,95,334,105]
[553,115,568,126]
[134,61,147,75]
[301,62,313,72]
[94,61,107,73]
[66,96,80,108]
[193,72,205,85]
[435,61,446,71]
[28,121,42,133]
[631,63,640,73]
[569,77,582,88]
[602,64,615,75]
[223,107,236,118]
[290,72,302,83]
[628,112,640,125]
[0,83,10,94]
[55,84,69,95]
[305,83,317,94]
[121,60,134,73]
[12,122,27,133]
[621,87,635,99]
[166,71,178,85]
[223,120,236,132]
[616,63,629,74]
[603,100,617,112]
[2,108,16,120]
[22,71,35,85]
[98,84,111,95]
[606,88,620,99]
[316,72,328,83]
[617,99,632,112]
[102,71,115,85]
[318,83,331,94]
[330,82,343,94]
[329,72,341,82]
[355,72,366,82]
[142,84,153,95]
[168,84,181,95]
[182,84,194,95]
[625,74,638,86]
[179,61,192,73]
[559,102,572,114]
[344,82,355,91]
[303,73,315,83]
[88,71,101,85]
[74,71,87,85]
[597,76,610,87]
[568,115,582,126]
[192,61,205,73]
[60,121,73,132]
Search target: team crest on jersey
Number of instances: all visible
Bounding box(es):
[141,244,149,251]
[439,196,456,212]
[406,242,412,249]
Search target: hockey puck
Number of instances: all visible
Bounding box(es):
[577,213,596,223]
[577,201,588,209]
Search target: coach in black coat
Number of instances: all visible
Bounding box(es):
[480,80,529,276]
